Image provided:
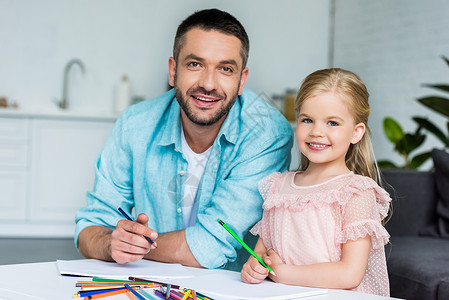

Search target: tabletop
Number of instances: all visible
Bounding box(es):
[0,261,401,300]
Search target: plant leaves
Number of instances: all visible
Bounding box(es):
[417,96,449,118]
[410,151,431,169]
[413,116,449,147]
[422,84,449,93]
[396,133,426,155]
[377,160,399,169]
[442,55,449,68]
[383,117,404,143]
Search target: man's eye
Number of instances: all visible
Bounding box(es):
[222,66,233,73]
[188,62,201,68]
[328,121,339,126]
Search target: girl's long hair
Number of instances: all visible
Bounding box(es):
[295,68,381,183]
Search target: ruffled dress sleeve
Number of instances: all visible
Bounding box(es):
[250,172,284,237]
[338,176,392,249]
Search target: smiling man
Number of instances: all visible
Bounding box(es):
[75,8,293,269]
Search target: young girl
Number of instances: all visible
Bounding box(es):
[241,68,391,296]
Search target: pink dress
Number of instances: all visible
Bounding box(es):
[251,171,391,296]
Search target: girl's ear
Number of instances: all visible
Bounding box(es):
[351,122,366,144]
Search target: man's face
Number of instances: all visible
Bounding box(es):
[168,28,248,127]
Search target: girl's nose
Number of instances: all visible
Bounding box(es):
[310,123,325,137]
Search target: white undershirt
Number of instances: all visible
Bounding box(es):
[180,127,212,228]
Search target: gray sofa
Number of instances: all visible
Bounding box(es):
[383,151,449,300]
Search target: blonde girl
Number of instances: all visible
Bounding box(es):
[241,68,391,296]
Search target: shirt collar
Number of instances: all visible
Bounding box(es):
[157,92,182,149]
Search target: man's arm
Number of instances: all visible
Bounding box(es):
[78,225,114,262]
[144,230,202,267]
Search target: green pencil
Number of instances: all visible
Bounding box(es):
[217,218,276,276]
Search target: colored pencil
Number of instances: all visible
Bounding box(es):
[177,290,210,300]
[80,284,152,291]
[118,207,157,247]
[217,218,276,276]
[154,289,176,300]
[140,288,159,300]
[128,277,184,290]
[77,282,155,287]
[181,290,191,300]
[124,284,147,300]
[92,278,153,284]
[127,290,138,300]
[74,288,124,298]
[84,288,128,299]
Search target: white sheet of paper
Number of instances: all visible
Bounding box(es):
[172,272,328,300]
[57,259,194,280]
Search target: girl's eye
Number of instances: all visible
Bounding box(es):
[301,118,312,124]
[328,121,339,126]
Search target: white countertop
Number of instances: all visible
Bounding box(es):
[0,107,117,122]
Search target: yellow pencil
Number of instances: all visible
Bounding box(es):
[181,290,191,300]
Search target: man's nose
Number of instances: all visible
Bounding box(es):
[198,68,218,91]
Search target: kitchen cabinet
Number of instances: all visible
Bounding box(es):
[0,117,29,220]
[0,112,115,237]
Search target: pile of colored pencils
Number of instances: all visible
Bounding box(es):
[73,277,214,300]
[73,278,159,299]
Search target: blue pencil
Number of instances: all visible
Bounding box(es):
[76,287,124,297]
[118,207,156,247]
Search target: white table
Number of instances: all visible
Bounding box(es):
[0,261,401,300]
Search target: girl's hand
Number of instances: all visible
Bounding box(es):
[265,249,285,282]
[241,255,271,284]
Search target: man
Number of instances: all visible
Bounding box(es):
[75,8,293,269]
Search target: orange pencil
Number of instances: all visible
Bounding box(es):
[84,288,128,299]
[126,291,138,300]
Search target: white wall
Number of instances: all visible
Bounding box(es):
[0,0,330,114]
[333,0,449,167]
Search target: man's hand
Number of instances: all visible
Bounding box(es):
[78,217,200,267]
[110,213,158,264]
[241,254,271,284]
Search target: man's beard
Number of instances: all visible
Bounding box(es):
[174,74,240,127]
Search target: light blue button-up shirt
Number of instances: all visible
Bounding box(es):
[75,88,293,268]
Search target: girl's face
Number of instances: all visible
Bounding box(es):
[296,92,365,170]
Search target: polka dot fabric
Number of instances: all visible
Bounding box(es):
[250,171,391,297]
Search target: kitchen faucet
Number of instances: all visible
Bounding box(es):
[57,58,85,109]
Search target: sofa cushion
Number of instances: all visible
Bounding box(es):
[382,169,438,236]
[432,149,449,237]
[386,236,449,299]
[438,279,449,300]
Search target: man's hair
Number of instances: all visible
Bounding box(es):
[173,8,250,68]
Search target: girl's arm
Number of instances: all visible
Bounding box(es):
[241,237,270,284]
[267,235,371,289]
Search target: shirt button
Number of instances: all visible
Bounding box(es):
[177,208,182,214]
[179,171,185,176]
[174,148,179,152]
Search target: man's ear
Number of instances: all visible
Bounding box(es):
[351,122,366,144]
[168,57,176,87]
[237,67,249,95]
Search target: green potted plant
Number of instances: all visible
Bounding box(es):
[413,56,449,149]
[379,56,449,169]
[378,117,430,169]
